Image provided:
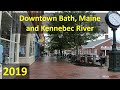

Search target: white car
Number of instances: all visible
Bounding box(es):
[90,54,100,62]
[96,55,100,62]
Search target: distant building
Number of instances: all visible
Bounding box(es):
[81,35,120,56]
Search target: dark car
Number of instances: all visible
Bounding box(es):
[67,54,72,59]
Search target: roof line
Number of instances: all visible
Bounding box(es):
[83,38,112,49]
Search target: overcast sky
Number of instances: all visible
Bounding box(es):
[44,11,120,42]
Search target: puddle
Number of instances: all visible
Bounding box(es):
[109,75,118,78]
[102,75,118,78]
[102,75,109,78]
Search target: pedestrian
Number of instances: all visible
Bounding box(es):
[99,51,105,67]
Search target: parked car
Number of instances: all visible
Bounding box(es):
[90,54,100,62]
[81,54,100,62]
[95,55,100,62]
[67,54,72,59]
[81,54,93,61]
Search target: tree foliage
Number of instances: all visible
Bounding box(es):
[47,11,103,55]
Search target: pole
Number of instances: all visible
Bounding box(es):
[112,28,117,51]
[108,27,120,72]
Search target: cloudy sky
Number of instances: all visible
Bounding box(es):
[44,11,120,42]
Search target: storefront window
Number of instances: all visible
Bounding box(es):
[11,12,19,34]
[29,34,35,56]
[0,11,19,62]
[0,12,11,40]
[20,34,26,57]
[0,12,11,64]
[19,22,26,57]
[0,11,20,63]
[0,40,10,64]
[10,12,19,62]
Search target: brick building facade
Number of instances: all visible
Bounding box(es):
[81,35,120,56]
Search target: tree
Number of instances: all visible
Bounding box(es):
[47,33,72,56]
[47,11,103,56]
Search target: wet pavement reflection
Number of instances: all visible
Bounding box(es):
[30,56,120,79]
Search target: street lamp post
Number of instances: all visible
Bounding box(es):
[105,11,120,72]
[112,28,117,51]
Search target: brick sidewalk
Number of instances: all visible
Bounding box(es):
[29,56,120,79]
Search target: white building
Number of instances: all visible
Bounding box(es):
[0,11,44,65]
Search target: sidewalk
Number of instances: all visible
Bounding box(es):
[29,56,120,79]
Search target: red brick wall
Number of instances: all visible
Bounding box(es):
[81,39,120,55]
[95,39,112,55]
[95,39,120,55]
[80,48,94,54]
